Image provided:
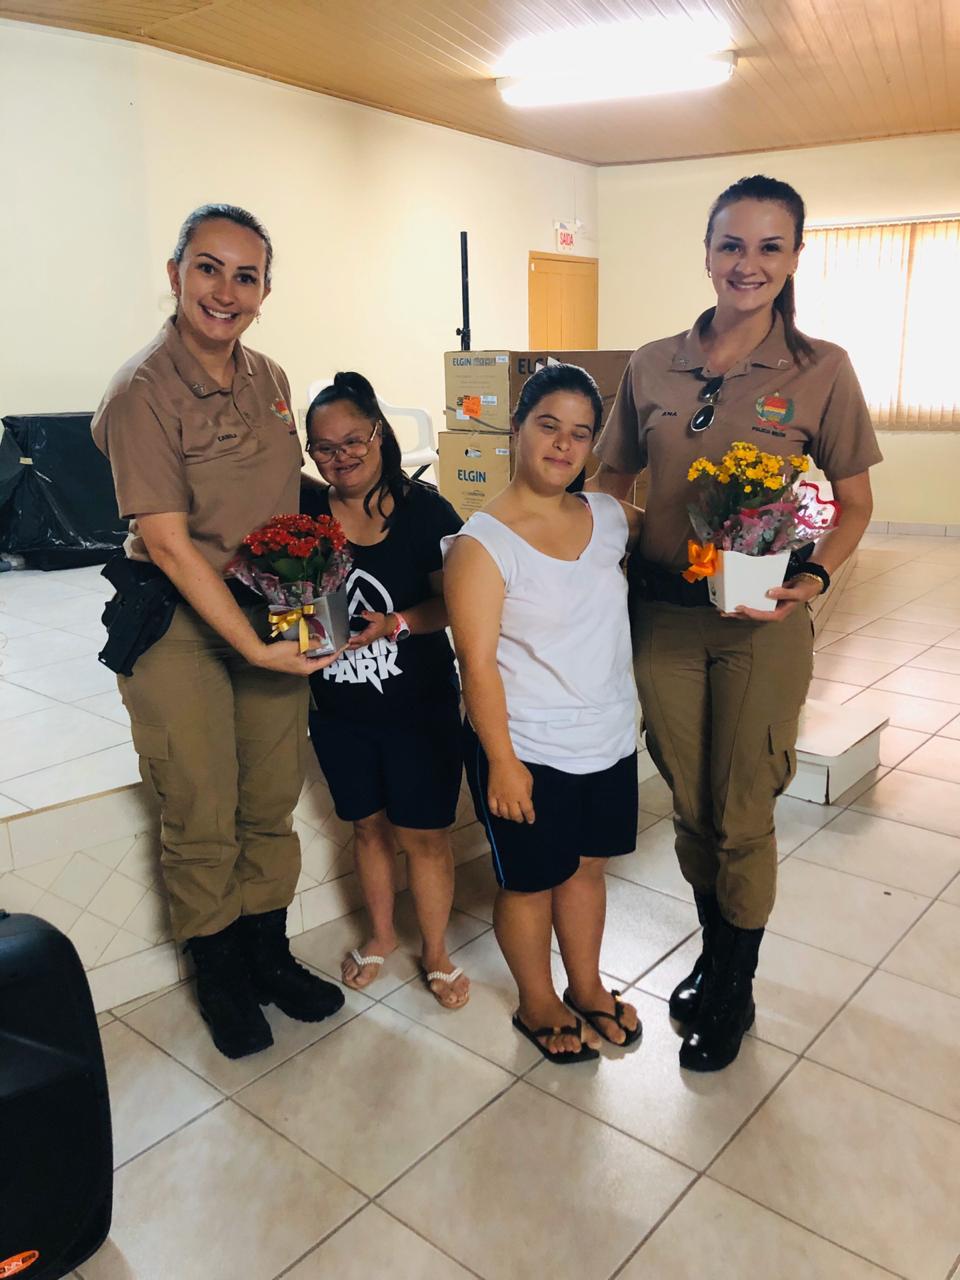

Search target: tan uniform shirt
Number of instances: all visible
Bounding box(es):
[92,318,302,574]
[596,310,883,573]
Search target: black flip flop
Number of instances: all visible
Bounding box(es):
[563,988,643,1049]
[511,1013,600,1064]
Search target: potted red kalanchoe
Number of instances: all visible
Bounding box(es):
[227,513,352,657]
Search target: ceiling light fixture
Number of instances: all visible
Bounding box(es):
[495,16,736,109]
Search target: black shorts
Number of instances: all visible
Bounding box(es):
[463,720,638,893]
[309,689,463,830]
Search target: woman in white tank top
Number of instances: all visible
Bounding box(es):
[444,364,644,1063]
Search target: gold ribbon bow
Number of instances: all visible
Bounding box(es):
[270,603,317,653]
[682,541,718,583]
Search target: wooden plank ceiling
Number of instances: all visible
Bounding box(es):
[3,0,959,164]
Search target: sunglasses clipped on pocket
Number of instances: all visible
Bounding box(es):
[689,374,724,433]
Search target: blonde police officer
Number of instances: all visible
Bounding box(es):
[93,205,344,1059]
[591,175,882,1072]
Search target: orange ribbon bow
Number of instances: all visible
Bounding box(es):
[682,541,718,583]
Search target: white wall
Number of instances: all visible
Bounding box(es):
[0,20,597,453]
[597,134,960,525]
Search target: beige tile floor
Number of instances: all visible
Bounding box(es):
[3,536,960,1279]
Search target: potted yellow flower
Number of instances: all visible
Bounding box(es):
[684,442,839,612]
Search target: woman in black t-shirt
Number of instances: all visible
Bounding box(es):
[302,372,470,1009]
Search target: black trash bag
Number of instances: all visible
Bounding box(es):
[0,413,127,569]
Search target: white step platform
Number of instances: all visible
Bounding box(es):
[787,698,888,805]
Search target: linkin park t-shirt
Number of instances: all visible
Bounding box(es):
[302,481,462,720]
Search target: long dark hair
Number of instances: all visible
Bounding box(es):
[305,372,408,524]
[512,362,604,433]
[705,175,815,364]
[172,203,274,287]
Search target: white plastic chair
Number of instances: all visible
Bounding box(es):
[306,379,438,479]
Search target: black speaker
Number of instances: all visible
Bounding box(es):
[0,911,113,1280]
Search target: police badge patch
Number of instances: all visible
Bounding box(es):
[270,397,295,426]
[754,392,794,436]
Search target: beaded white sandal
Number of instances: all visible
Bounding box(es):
[341,948,384,991]
[422,965,470,1010]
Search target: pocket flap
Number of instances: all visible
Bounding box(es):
[768,717,799,755]
[131,719,169,760]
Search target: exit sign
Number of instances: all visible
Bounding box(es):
[555,221,576,253]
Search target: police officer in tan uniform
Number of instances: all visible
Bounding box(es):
[591,176,882,1072]
[93,204,344,1058]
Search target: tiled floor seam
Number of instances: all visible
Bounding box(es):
[606,1169,908,1280]
[118,972,371,1098]
[683,887,960,1266]
[111,1018,227,1108]
[370,1204,489,1280]
[229,998,522,1197]
[269,1200,375,1280]
[228,1092,376,1200]
[111,977,190,1020]
[759,921,916,969]
[605,1171,704,1280]
[519,1062,707,1176]
[636,985,827,1057]
[782,839,940,895]
[369,1074,525,1202]
[696,1051,912,1275]
[0,739,134,788]
[627,924,702,984]
[111,1095,229,1176]
[802,1056,960,1128]
[793,887,960,1047]
[686,1178,909,1280]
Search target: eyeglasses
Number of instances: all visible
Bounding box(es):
[307,421,380,463]
[689,375,724,433]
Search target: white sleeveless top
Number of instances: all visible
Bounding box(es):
[442,491,637,773]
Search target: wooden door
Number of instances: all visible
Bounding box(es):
[528,252,598,349]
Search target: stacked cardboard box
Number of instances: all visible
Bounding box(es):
[438,350,633,518]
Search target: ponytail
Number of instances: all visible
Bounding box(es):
[773,274,815,365]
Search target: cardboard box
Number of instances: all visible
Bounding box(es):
[785,698,888,805]
[444,349,631,433]
[438,428,644,519]
[438,431,512,518]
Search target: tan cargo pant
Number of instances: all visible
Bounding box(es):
[633,602,814,929]
[118,603,308,942]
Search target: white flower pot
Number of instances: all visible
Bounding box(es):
[708,550,791,613]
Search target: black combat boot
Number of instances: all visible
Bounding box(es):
[185,922,274,1060]
[669,890,720,1028]
[241,908,345,1022]
[679,916,763,1073]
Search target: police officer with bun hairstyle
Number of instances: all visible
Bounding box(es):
[92,204,344,1060]
[591,175,882,1072]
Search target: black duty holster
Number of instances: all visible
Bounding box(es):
[97,555,181,677]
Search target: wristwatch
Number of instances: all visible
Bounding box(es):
[387,612,410,642]
[791,562,830,596]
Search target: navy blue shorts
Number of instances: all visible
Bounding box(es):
[309,690,463,830]
[463,720,638,892]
